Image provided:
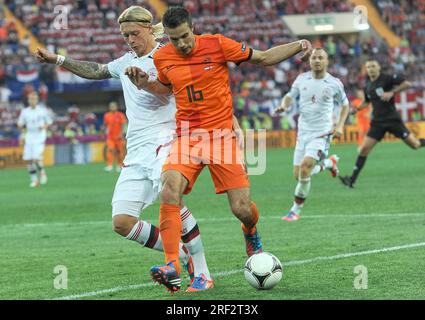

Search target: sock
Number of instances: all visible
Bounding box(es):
[323,158,333,169]
[107,148,114,167]
[126,220,189,261]
[28,163,38,183]
[242,202,260,235]
[159,203,182,274]
[290,196,306,215]
[36,161,46,177]
[351,156,367,184]
[311,164,324,176]
[420,139,425,147]
[292,177,311,214]
[180,206,211,279]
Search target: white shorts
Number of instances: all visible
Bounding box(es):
[23,141,45,161]
[111,141,171,218]
[293,133,332,166]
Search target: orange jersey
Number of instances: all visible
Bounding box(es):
[104,111,126,140]
[154,34,252,136]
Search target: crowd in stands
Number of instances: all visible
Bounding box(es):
[0,84,108,146]
[1,0,424,141]
[373,0,425,88]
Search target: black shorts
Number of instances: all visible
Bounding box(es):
[367,120,410,141]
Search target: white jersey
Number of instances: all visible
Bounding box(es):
[107,43,176,157]
[17,105,52,143]
[287,71,349,136]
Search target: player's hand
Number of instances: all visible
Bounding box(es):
[299,39,313,62]
[35,47,57,64]
[125,67,148,90]
[19,137,25,146]
[350,108,358,115]
[381,91,394,101]
[333,126,344,139]
[274,105,288,114]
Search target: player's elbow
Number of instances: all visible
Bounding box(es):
[403,81,412,89]
[251,50,269,66]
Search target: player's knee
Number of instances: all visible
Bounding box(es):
[300,160,314,176]
[359,146,369,156]
[160,182,181,204]
[112,215,134,237]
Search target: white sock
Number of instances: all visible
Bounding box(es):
[311,164,324,176]
[36,161,46,176]
[180,206,211,279]
[295,177,311,199]
[126,220,188,262]
[291,177,311,215]
[28,164,38,183]
[323,158,333,169]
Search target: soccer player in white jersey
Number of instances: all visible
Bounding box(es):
[275,48,349,221]
[35,6,213,291]
[17,91,52,187]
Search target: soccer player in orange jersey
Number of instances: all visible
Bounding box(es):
[125,6,312,292]
[352,89,370,150]
[103,101,127,172]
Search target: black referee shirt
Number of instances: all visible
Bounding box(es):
[364,73,405,123]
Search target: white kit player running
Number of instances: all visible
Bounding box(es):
[17,91,52,187]
[35,6,212,291]
[275,48,349,221]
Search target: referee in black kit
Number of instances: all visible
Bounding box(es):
[339,59,425,188]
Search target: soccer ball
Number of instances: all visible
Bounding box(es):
[244,252,283,290]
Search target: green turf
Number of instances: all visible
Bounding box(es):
[1,142,425,300]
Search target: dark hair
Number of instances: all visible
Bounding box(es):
[162,6,192,29]
[365,58,381,65]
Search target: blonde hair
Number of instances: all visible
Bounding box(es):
[118,6,164,40]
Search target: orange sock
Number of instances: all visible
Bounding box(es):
[106,149,114,167]
[159,203,182,274]
[242,202,260,235]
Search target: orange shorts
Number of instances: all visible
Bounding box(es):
[106,138,125,151]
[162,133,250,194]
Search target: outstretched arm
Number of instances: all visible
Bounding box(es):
[35,47,112,80]
[125,66,172,95]
[275,95,293,114]
[249,40,312,66]
[381,80,412,101]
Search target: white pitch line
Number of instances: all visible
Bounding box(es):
[3,212,425,229]
[51,241,425,300]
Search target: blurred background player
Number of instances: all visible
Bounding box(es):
[125,6,312,292]
[17,91,52,187]
[275,48,349,221]
[35,5,212,291]
[103,101,126,173]
[352,89,370,151]
[339,60,425,188]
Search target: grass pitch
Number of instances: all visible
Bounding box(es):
[1,142,425,300]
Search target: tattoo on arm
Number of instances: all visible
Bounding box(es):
[62,58,112,80]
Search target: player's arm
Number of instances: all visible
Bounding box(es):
[351,100,369,114]
[275,95,293,113]
[35,47,112,80]
[381,80,412,101]
[124,66,172,95]
[249,40,312,66]
[17,122,26,145]
[334,103,350,138]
